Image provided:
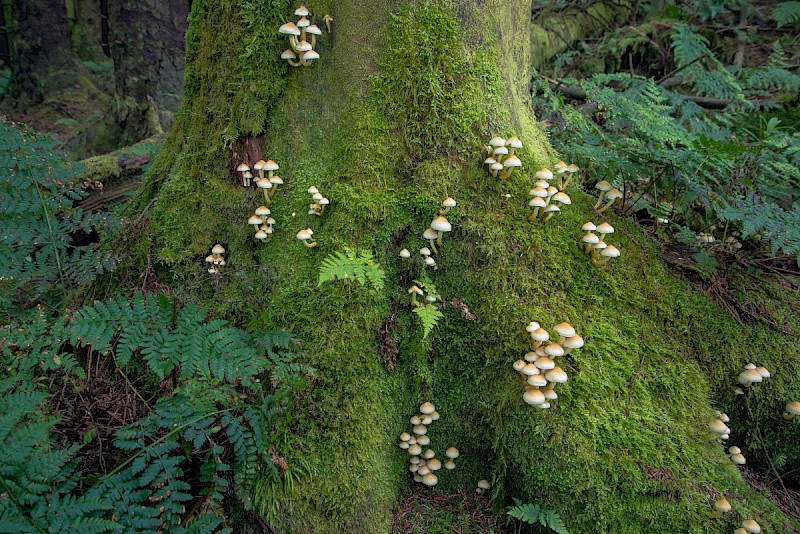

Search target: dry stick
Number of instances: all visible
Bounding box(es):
[744,395,797,513]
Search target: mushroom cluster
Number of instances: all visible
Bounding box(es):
[512,321,583,409]
[408,282,437,307]
[783,401,800,419]
[728,445,746,465]
[696,232,715,244]
[527,168,572,223]
[247,206,275,243]
[581,222,620,267]
[553,161,580,190]
[593,180,623,213]
[278,6,323,67]
[475,479,490,495]
[237,160,283,199]
[709,412,731,441]
[205,244,226,274]
[398,402,456,487]
[483,136,522,180]
[735,363,770,393]
[307,186,330,216]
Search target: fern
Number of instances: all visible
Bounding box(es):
[507,499,571,534]
[774,2,800,27]
[318,248,386,290]
[413,305,443,340]
[59,293,267,385]
[0,120,120,307]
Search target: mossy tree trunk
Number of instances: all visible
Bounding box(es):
[142,1,797,533]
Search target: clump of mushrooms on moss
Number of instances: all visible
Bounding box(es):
[279,5,324,67]
[513,321,583,409]
[398,402,459,487]
[482,136,523,179]
[581,221,620,267]
[205,243,226,274]
[527,168,573,223]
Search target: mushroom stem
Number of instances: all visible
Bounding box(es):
[411,293,419,307]
[287,58,301,67]
[310,34,316,49]
[542,211,557,223]
[498,168,514,180]
[303,238,318,248]
[290,35,299,52]
[590,250,607,266]
[300,27,306,43]
[438,207,451,216]
[527,208,540,222]
[428,239,438,254]
[584,241,594,254]
[558,176,572,190]
[597,197,617,214]
[436,231,444,248]
[263,190,271,204]
[593,191,607,209]
[531,340,542,350]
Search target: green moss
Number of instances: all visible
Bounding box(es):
[138,0,800,532]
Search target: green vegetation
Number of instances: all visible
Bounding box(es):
[507,499,570,534]
[318,248,386,290]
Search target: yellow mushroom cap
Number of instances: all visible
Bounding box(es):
[421,473,438,486]
[534,356,555,370]
[527,375,548,387]
[503,154,522,168]
[477,480,490,490]
[581,222,597,231]
[786,401,800,415]
[531,328,550,342]
[756,366,770,378]
[408,444,422,456]
[431,216,452,233]
[513,360,527,372]
[417,465,430,476]
[445,447,460,459]
[420,402,435,414]
[400,432,411,442]
[416,435,430,446]
[427,458,442,471]
[306,24,322,35]
[567,163,579,172]
[255,230,268,240]
[278,22,301,35]
[281,49,297,59]
[535,168,553,180]
[523,388,545,405]
[488,136,506,147]
[596,222,615,234]
[595,180,612,192]
[730,453,746,465]
[738,369,763,385]
[544,343,565,358]
[563,335,584,350]
[399,248,411,258]
[709,419,729,434]
[526,321,541,333]
[507,136,523,149]
[521,363,539,376]
[601,245,620,258]
[248,215,264,226]
[529,197,547,208]
[422,449,435,460]
[442,197,456,208]
[734,529,748,534]
[530,186,548,198]
[741,519,761,533]
[445,460,456,470]
[545,367,568,383]
[211,244,225,255]
[236,163,251,172]
[413,424,427,435]
[552,192,571,204]
[582,232,600,244]
[523,352,537,363]
[606,188,623,201]
[408,285,423,296]
[553,322,575,338]
[714,499,731,513]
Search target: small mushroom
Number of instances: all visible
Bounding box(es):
[784,401,800,419]
[323,14,333,33]
[439,197,456,215]
[506,136,522,155]
[591,245,620,267]
[257,178,272,204]
[399,248,411,259]
[597,188,623,214]
[408,285,424,307]
[558,163,579,190]
[423,228,439,253]
[593,180,613,209]
[582,232,600,254]
[499,154,522,180]
[541,204,560,223]
[741,519,761,533]
[553,322,575,344]
[237,163,252,186]
[296,228,317,248]
[430,216,452,248]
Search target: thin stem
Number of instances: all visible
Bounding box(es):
[35,183,67,300]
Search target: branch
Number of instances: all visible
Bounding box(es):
[536,73,736,109]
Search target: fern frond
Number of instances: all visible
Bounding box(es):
[508,500,571,534]
[318,248,386,290]
[413,305,443,339]
[774,2,800,26]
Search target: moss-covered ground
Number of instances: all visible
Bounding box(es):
[126,0,800,532]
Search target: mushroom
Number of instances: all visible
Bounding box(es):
[535,168,554,182]
[296,228,317,248]
[408,285,424,307]
[597,188,623,214]
[506,136,523,155]
[255,229,269,242]
[306,24,322,49]
[278,21,301,51]
[439,197,457,215]
[530,328,550,349]
[559,163,579,190]
[421,473,438,487]
[553,322,575,344]
[423,227,439,253]
[523,388,546,406]
[487,136,506,157]
[323,13,333,33]
[248,215,264,231]
[430,216,452,248]
[545,367,568,384]
[541,204,560,223]
[593,180,613,209]
[730,453,746,465]
[212,244,225,256]
[741,519,761,533]
[709,419,729,435]
[562,335,584,355]
[738,369,762,387]
[399,248,411,259]
[784,401,800,419]
[591,244,620,267]
[489,161,504,178]
[281,49,301,67]
[582,232,600,254]
[420,402,435,414]
[257,178,272,204]
[476,479,490,494]
[237,163,252,186]
[595,222,615,243]
[269,175,284,198]
[499,154,521,180]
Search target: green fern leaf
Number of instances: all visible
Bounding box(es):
[774,2,800,26]
[412,305,443,339]
[318,248,386,290]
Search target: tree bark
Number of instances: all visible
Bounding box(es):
[106,0,190,143]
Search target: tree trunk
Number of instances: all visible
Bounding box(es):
[107,0,190,143]
[141,1,792,533]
